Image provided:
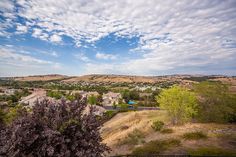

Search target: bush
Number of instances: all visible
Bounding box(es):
[187,147,236,156]
[119,103,129,112]
[0,99,109,157]
[182,131,207,140]
[157,85,198,125]
[3,104,23,125]
[103,110,117,120]
[194,81,236,123]
[88,94,97,105]
[118,129,144,146]
[151,120,164,131]
[160,128,174,134]
[132,139,181,155]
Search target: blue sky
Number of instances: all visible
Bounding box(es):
[0,0,236,76]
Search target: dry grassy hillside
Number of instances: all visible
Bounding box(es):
[14,74,68,81]
[101,111,236,156]
[62,74,186,83]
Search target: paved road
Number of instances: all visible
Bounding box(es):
[103,106,160,111]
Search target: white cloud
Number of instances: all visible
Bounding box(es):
[32,28,49,41]
[0,0,14,12]
[1,0,236,75]
[0,47,52,65]
[0,47,63,76]
[95,52,117,60]
[16,25,28,34]
[49,34,62,43]
[74,53,90,62]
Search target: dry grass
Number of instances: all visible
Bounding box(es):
[101,111,236,156]
[101,110,168,145]
[14,74,67,81]
[182,131,207,140]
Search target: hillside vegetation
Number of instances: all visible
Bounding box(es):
[101,110,236,156]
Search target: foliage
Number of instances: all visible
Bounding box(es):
[119,103,129,112]
[132,139,181,155]
[157,85,198,125]
[160,128,174,134]
[103,110,117,120]
[187,147,236,156]
[112,102,117,109]
[96,94,103,106]
[122,90,139,103]
[0,108,5,128]
[182,131,207,140]
[3,105,24,125]
[0,99,109,157]
[0,89,31,105]
[118,129,144,146]
[88,94,97,105]
[151,120,164,131]
[65,94,76,101]
[46,90,64,99]
[194,81,236,123]
[184,76,216,82]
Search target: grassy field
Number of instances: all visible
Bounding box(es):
[101,110,236,156]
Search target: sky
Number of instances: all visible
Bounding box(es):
[0,0,236,77]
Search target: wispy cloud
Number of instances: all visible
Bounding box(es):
[74,53,90,62]
[0,47,62,76]
[49,34,62,43]
[95,52,117,60]
[0,0,236,75]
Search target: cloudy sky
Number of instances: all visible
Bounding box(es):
[0,0,236,76]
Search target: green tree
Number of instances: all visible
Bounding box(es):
[122,90,130,103]
[119,103,129,112]
[96,94,103,106]
[194,81,236,123]
[88,94,97,105]
[157,85,198,125]
[112,102,117,109]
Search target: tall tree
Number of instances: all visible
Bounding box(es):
[157,85,198,125]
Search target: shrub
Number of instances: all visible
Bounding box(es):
[132,139,181,155]
[157,86,198,125]
[182,131,207,140]
[103,110,117,120]
[88,94,97,105]
[118,129,144,146]
[0,98,109,157]
[119,103,129,112]
[160,128,174,134]
[187,147,236,156]
[194,81,236,123]
[3,104,23,125]
[152,120,164,131]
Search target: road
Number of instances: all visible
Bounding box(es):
[103,106,160,111]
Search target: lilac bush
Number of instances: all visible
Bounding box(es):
[0,98,109,157]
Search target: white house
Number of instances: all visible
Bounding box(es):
[102,92,122,106]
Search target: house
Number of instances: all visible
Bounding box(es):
[102,92,122,106]
[4,88,17,95]
[70,91,99,98]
